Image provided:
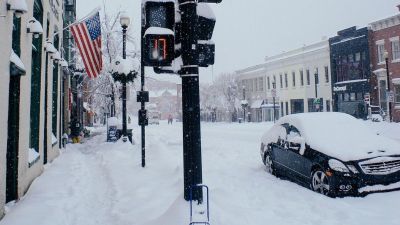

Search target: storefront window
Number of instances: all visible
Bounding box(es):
[395,84,400,106]
[350,92,356,101]
[392,40,400,61]
[344,93,350,101]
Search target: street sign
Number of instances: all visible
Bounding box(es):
[313,98,321,104]
[387,91,395,103]
[364,93,370,105]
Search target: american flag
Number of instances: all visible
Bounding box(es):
[70,12,103,79]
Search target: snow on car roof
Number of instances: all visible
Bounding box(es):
[265,112,400,161]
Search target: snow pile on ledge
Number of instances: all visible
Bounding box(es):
[28,148,39,164]
[142,0,174,3]
[111,58,138,75]
[51,133,57,145]
[10,50,26,71]
[144,27,174,36]
[197,3,216,20]
[8,0,28,13]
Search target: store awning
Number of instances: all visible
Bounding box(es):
[250,100,263,109]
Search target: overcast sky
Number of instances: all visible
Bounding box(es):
[77,0,400,83]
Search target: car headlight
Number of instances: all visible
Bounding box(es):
[328,159,350,173]
[346,164,359,174]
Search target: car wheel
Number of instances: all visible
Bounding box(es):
[311,170,332,196]
[265,153,274,175]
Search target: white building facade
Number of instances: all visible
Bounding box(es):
[237,40,333,122]
[0,0,65,218]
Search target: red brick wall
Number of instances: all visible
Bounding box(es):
[370,23,400,122]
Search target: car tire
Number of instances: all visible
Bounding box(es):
[264,153,275,175]
[311,169,334,197]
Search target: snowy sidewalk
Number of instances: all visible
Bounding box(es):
[0,126,189,225]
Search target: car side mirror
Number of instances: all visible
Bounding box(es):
[287,136,306,155]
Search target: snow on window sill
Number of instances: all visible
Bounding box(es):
[392,59,400,63]
[52,133,58,147]
[378,61,386,66]
[28,148,40,168]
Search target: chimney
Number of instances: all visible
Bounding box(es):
[397,5,400,11]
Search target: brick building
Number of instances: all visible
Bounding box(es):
[370,6,400,122]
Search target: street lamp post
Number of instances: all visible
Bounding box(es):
[314,68,319,112]
[384,51,392,122]
[120,14,130,139]
[242,86,246,123]
[272,81,276,123]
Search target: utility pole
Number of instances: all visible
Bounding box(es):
[385,51,392,122]
[179,0,203,201]
[140,24,146,168]
[121,24,128,138]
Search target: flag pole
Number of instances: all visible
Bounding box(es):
[51,6,101,39]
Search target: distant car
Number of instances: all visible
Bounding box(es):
[260,112,400,197]
[148,111,160,125]
[368,105,385,122]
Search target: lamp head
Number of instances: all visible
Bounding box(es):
[120,13,130,28]
[384,50,389,60]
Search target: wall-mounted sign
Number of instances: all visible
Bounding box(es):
[333,86,347,92]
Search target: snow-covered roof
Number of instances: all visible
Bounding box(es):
[263,112,400,161]
[330,35,366,46]
[144,27,174,36]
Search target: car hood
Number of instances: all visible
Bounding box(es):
[306,132,400,161]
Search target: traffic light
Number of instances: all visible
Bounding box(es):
[143,0,175,67]
[196,3,217,67]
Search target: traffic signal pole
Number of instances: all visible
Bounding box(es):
[141,13,146,168]
[179,0,203,201]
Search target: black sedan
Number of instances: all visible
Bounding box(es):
[260,112,400,197]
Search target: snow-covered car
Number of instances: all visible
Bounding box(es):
[148,111,160,125]
[260,112,400,197]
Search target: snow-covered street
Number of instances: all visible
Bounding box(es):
[1,121,400,225]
